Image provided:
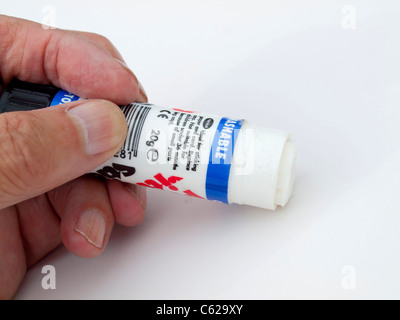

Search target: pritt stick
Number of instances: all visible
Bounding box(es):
[0,79,296,210]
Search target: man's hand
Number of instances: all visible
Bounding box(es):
[0,15,147,299]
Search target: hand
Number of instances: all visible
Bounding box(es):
[0,15,148,299]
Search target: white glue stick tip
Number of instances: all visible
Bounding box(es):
[228,124,296,210]
[274,140,297,207]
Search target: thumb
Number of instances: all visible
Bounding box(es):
[0,99,127,209]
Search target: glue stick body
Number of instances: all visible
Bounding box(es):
[0,80,296,210]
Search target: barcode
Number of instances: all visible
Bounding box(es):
[120,103,151,156]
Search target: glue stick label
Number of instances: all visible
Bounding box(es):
[51,92,243,203]
[50,89,80,105]
[95,103,243,202]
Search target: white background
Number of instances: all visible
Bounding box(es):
[1,0,400,299]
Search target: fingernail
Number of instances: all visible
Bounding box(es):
[67,100,125,155]
[125,184,147,210]
[114,58,148,102]
[74,209,106,248]
[138,81,148,102]
[114,58,138,81]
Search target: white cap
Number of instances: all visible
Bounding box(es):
[227,122,296,210]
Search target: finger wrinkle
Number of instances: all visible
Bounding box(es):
[0,16,18,60]
[19,25,57,85]
[0,15,61,85]
[0,16,25,83]
[42,31,59,85]
[0,114,27,200]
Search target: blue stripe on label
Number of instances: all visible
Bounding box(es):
[50,89,80,106]
[205,117,244,203]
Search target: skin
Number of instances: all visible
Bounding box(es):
[0,15,148,299]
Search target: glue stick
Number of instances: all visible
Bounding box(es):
[0,79,296,210]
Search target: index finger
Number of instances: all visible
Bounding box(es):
[0,14,146,105]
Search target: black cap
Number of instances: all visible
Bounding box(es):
[0,79,60,113]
